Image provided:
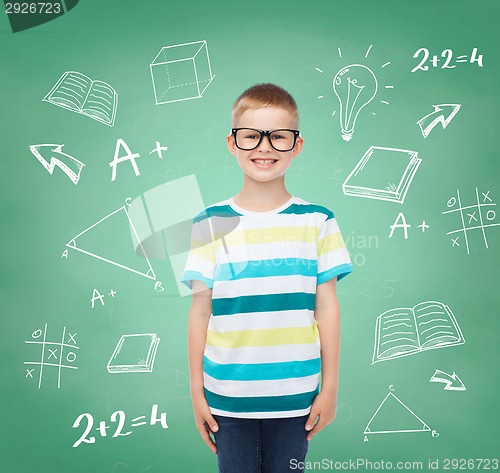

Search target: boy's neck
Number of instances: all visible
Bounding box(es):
[233,180,292,212]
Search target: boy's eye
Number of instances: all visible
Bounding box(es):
[271,134,285,140]
[241,132,259,140]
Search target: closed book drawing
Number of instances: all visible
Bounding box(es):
[107,334,160,373]
[372,301,465,364]
[342,146,421,204]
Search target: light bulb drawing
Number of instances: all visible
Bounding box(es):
[333,64,378,141]
[315,44,393,143]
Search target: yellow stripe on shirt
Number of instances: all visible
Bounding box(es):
[318,232,346,255]
[206,324,319,348]
[223,226,320,247]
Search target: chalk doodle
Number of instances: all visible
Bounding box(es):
[372,301,465,364]
[107,334,160,373]
[66,202,158,281]
[411,47,484,73]
[388,213,430,239]
[148,141,168,159]
[24,324,78,389]
[389,212,411,239]
[29,144,85,184]
[442,188,499,254]
[43,71,117,126]
[430,369,466,391]
[343,146,421,204]
[333,64,378,141]
[316,45,394,141]
[91,288,117,308]
[417,104,461,138]
[418,221,430,232]
[72,404,168,447]
[109,139,141,182]
[107,138,169,181]
[150,40,215,105]
[364,386,438,440]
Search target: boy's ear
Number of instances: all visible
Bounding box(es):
[227,133,237,156]
[293,135,304,157]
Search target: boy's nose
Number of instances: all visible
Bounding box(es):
[256,135,272,151]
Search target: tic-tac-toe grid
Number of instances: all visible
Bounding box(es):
[442,188,499,254]
[24,323,79,389]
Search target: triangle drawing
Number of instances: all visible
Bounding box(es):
[364,391,431,435]
[66,205,156,280]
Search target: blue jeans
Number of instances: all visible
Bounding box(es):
[213,414,309,473]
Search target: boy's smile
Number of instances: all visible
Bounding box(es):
[251,158,278,168]
[227,107,303,183]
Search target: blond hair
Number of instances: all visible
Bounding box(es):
[232,83,299,127]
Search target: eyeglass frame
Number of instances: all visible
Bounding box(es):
[231,128,301,152]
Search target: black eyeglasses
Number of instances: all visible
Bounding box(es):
[232,128,300,152]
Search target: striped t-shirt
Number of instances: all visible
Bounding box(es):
[181,195,352,418]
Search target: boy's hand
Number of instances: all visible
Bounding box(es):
[192,394,219,454]
[305,390,337,441]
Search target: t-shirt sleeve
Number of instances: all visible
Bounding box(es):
[180,212,216,291]
[317,211,353,285]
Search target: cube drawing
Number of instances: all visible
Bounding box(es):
[150,40,215,105]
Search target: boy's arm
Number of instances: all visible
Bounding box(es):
[188,280,219,454]
[305,276,340,441]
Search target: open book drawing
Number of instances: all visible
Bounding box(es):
[342,146,421,204]
[372,301,465,364]
[107,334,160,373]
[43,71,117,126]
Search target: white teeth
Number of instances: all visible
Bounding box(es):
[253,159,276,164]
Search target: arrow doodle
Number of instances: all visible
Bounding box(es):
[29,144,85,184]
[417,104,461,138]
[429,369,466,391]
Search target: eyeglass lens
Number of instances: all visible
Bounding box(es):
[234,129,297,151]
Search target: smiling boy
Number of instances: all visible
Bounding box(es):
[181,83,352,472]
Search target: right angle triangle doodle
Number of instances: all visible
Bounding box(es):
[364,391,431,435]
[66,205,156,280]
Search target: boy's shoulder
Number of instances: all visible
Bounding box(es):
[192,198,235,223]
[287,196,335,221]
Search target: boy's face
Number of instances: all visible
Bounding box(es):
[227,106,303,184]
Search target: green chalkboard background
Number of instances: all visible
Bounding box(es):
[1,0,499,471]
